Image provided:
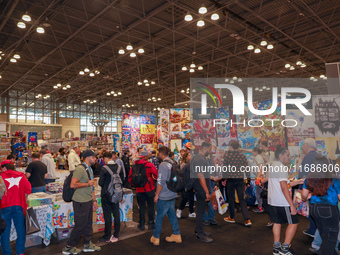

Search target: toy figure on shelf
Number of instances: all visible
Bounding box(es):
[13,138,26,159]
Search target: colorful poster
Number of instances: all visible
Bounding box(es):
[192,119,217,153]
[171,132,182,139]
[130,114,140,131]
[313,95,340,137]
[170,139,181,155]
[122,113,131,130]
[141,144,153,153]
[131,133,140,147]
[140,115,156,125]
[140,134,155,144]
[286,110,315,146]
[181,123,192,131]
[122,131,131,149]
[315,140,327,157]
[171,123,181,132]
[43,130,51,140]
[216,107,231,147]
[140,124,155,134]
[183,130,191,140]
[113,134,120,152]
[159,109,170,147]
[170,108,190,123]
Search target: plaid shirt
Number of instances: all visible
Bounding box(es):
[224,151,249,179]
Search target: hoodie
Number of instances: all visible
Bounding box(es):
[1,170,31,215]
[68,149,81,171]
[41,153,56,179]
[128,159,158,193]
[98,161,124,199]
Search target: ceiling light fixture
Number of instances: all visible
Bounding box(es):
[211,13,219,20]
[260,40,267,46]
[143,79,148,83]
[197,20,205,27]
[301,63,306,68]
[233,76,237,80]
[158,98,161,101]
[184,13,193,21]
[84,68,90,72]
[247,45,254,50]
[181,90,185,93]
[111,91,114,94]
[114,94,117,96]
[189,69,195,73]
[89,73,95,76]
[126,44,133,50]
[22,14,31,22]
[151,81,155,85]
[118,48,125,54]
[118,92,122,95]
[62,87,67,90]
[17,22,26,28]
[254,48,261,53]
[106,92,110,96]
[296,61,302,65]
[94,70,100,74]
[182,66,187,71]
[36,27,45,33]
[190,63,196,68]
[285,64,291,68]
[199,6,207,14]
[10,58,17,63]
[130,52,136,57]
[137,81,142,85]
[289,66,295,70]
[267,44,274,49]
[53,85,58,89]
[57,83,61,87]
[145,83,150,86]
[13,54,20,59]
[198,66,203,70]
[66,84,71,88]
[138,48,144,54]
[79,70,84,75]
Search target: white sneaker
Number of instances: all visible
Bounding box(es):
[110,235,118,243]
[188,212,196,218]
[176,209,182,218]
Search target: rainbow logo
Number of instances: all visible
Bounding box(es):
[196,82,222,107]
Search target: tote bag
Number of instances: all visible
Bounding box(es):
[25,207,40,235]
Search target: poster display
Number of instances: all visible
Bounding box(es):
[170,108,190,123]
[140,124,155,134]
[141,134,155,144]
[193,119,217,153]
[159,109,170,147]
[140,115,156,125]
[122,131,131,150]
[130,114,140,131]
[122,113,131,130]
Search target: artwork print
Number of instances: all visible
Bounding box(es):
[130,114,140,131]
[140,115,156,125]
[122,113,131,130]
[170,108,190,123]
[140,134,155,144]
[140,124,155,134]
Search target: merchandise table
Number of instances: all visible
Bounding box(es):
[10,190,133,246]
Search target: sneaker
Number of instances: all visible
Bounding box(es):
[62,246,81,255]
[245,219,252,226]
[83,242,101,252]
[195,231,211,237]
[195,233,213,243]
[188,212,196,218]
[308,247,321,255]
[176,209,182,219]
[209,219,217,225]
[98,235,110,243]
[303,230,315,238]
[203,220,210,226]
[267,222,274,227]
[279,245,295,255]
[252,207,264,213]
[273,246,281,255]
[224,217,235,223]
[109,235,118,243]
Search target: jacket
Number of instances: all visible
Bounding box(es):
[0,170,31,215]
[98,161,124,199]
[41,153,56,179]
[128,159,158,193]
[68,149,81,171]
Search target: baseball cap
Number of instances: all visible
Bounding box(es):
[1,160,14,167]
[139,151,149,157]
[82,149,97,159]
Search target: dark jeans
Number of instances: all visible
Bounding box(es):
[136,190,155,224]
[179,189,194,214]
[307,200,317,235]
[310,203,339,255]
[153,199,180,238]
[67,200,93,247]
[1,206,26,255]
[102,197,120,238]
[227,179,250,220]
[195,192,207,235]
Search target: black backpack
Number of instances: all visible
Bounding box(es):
[63,164,91,202]
[165,160,185,193]
[131,163,148,187]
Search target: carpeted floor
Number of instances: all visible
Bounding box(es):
[22,193,315,255]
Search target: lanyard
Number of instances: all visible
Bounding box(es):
[83,162,95,191]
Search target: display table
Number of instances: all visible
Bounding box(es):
[10,189,133,246]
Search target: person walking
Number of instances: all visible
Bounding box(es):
[268,147,299,255]
[302,155,340,255]
[98,152,124,243]
[129,151,158,230]
[223,141,252,227]
[0,160,31,255]
[62,149,101,255]
[150,146,181,246]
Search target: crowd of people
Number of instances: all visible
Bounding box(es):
[0,138,339,255]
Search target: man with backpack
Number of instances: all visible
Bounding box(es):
[129,151,158,231]
[98,152,124,243]
[150,146,181,246]
[121,150,131,188]
[150,150,160,170]
[62,149,101,255]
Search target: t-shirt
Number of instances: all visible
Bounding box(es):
[303,179,340,206]
[157,160,178,201]
[57,154,66,166]
[268,160,290,207]
[192,153,210,195]
[299,151,319,179]
[72,164,93,203]
[26,160,47,188]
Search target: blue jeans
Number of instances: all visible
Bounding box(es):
[203,199,215,221]
[312,229,339,252]
[32,186,46,193]
[1,206,26,255]
[153,199,180,238]
[45,179,56,184]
